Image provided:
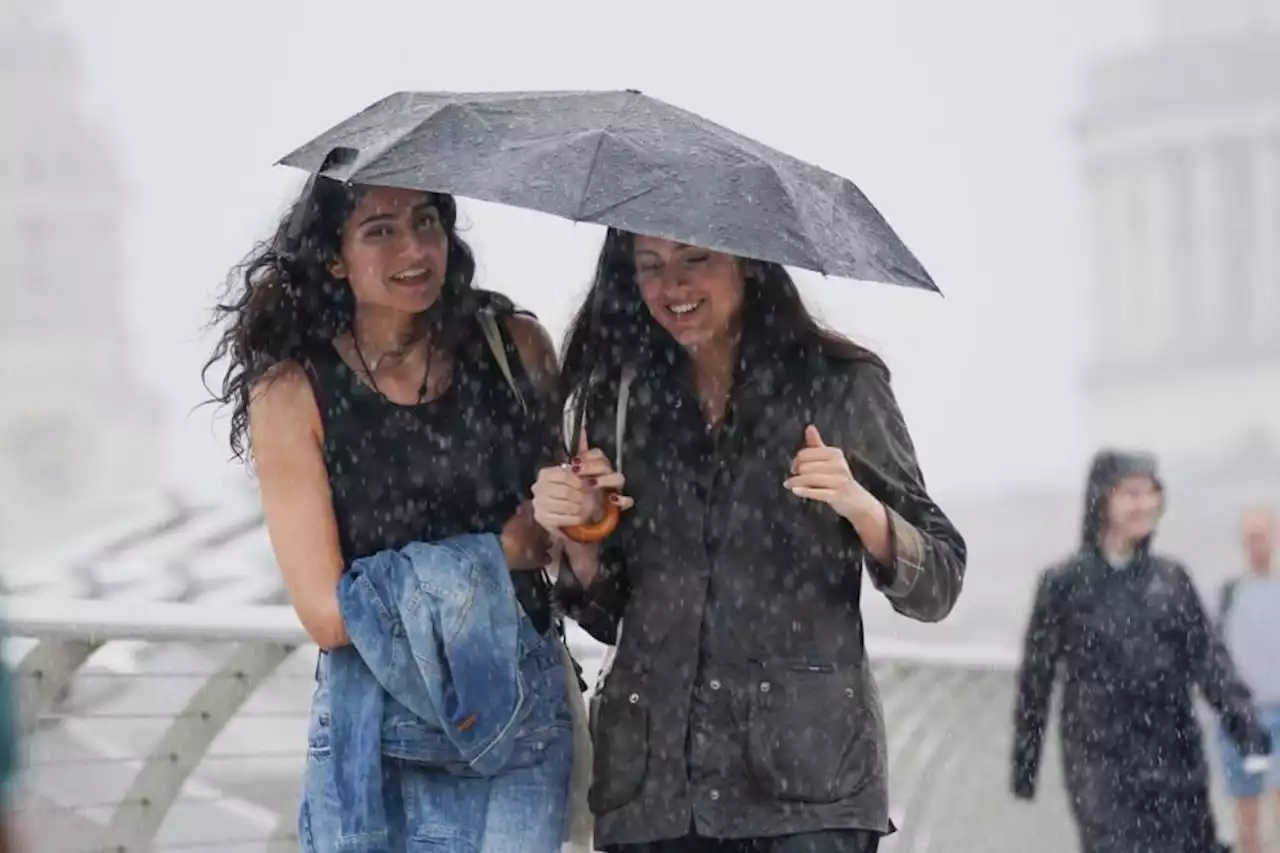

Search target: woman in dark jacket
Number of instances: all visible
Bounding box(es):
[530,230,967,853]
[1011,449,1272,853]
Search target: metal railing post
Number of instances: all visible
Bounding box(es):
[101,641,299,851]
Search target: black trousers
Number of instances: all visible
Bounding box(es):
[609,830,881,853]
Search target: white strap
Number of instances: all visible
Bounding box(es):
[477,309,528,416]
[563,366,637,474]
[614,366,637,478]
[556,638,594,848]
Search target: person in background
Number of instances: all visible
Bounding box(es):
[1012,450,1271,853]
[1217,506,1279,853]
[0,631,19,852]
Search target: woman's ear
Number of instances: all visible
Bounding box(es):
[328,256,348,279]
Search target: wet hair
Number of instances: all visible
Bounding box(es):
[202,177,477,462]
[559,228,879,401]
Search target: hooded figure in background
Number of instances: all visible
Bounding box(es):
[1011,450,1271,853]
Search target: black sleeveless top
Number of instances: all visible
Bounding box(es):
[300,298,554,634]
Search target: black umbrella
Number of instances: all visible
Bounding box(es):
[277,89,936,292]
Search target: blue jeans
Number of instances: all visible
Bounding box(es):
[1217,705,1280,799]
[299,617,573,852]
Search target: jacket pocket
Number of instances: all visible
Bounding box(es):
[307,710,331,761]
[745,662,880,803]
[588,683,650,815]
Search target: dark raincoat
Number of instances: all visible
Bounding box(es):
[1011,451,1271,853]
[557,337,966,850]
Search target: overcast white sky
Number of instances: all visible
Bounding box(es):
[57,0,1151,499]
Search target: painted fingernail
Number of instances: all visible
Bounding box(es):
[571,463,582,474]
[609,494,623,505]
[587,476,599,486]
[570,456,582,467]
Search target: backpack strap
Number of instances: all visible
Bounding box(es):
[476,308,638,470]
[477,308,528,417]
[1218,577,1240,629]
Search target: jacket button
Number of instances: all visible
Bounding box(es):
[709,679,721,691]
[845,687,855,698]
[759,681,771,693]
[709,789,721,801]
[628,693,640,704]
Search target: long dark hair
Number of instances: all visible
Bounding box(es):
[202,177,478,462]
[559,228,879,402]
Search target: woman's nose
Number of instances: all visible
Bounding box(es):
[659,268,692,291]
[398,230,433,258]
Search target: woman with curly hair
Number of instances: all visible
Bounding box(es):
[204,175,571,851]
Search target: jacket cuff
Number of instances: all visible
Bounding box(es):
[1012,774,1037,800]
[1011,747,1039,800]
[552,556,622,645]
[866,503,926,599]
[553,557,590,613]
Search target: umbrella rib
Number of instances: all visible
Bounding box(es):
[575,136,609,223]
[578,184,662,222]
[572,91,638,222]
[770,168,829,276]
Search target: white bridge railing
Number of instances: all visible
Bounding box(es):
[7,596,315,852]
[0,593,1101,853]
[2,491,1249,852]
[0,591,1085,850]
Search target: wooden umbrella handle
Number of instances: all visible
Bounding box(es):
[562,494,621,543]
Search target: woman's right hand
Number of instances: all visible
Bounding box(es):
[531,444,632,537]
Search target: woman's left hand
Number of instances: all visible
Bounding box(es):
[785,425,879,520]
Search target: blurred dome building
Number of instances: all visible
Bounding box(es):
[0,0,162,556]
[1074,0,1280,577]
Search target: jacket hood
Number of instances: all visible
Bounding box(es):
[1081,449,1164,547]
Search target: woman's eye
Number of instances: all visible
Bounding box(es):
[415,214,440,230]
[684,254,709,265]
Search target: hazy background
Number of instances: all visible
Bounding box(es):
[59,0,1150,498]
[6,0,1279,641]
[4,5,1277,847]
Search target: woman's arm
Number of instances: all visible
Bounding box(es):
[1177,565,1272,756]
[553,539,629,646]
[508,332,632,643]
[502,314,562,569]
[248,363,348,649]
[843,362,967,623]
[502,313,563,454]
[1011,568,1064,799]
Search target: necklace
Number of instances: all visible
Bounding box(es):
[353,330,434,404]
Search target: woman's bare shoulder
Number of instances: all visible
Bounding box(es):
[248,360,321,444]
[501,313,559,393]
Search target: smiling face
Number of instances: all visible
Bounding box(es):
[1104,474,1164,544]
[329,186,449,315]
[632,235,746,351]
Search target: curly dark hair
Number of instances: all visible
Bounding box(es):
[559,228,880,403]
[202,177,478,462]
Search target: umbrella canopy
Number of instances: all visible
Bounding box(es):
[278,89,936,292]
